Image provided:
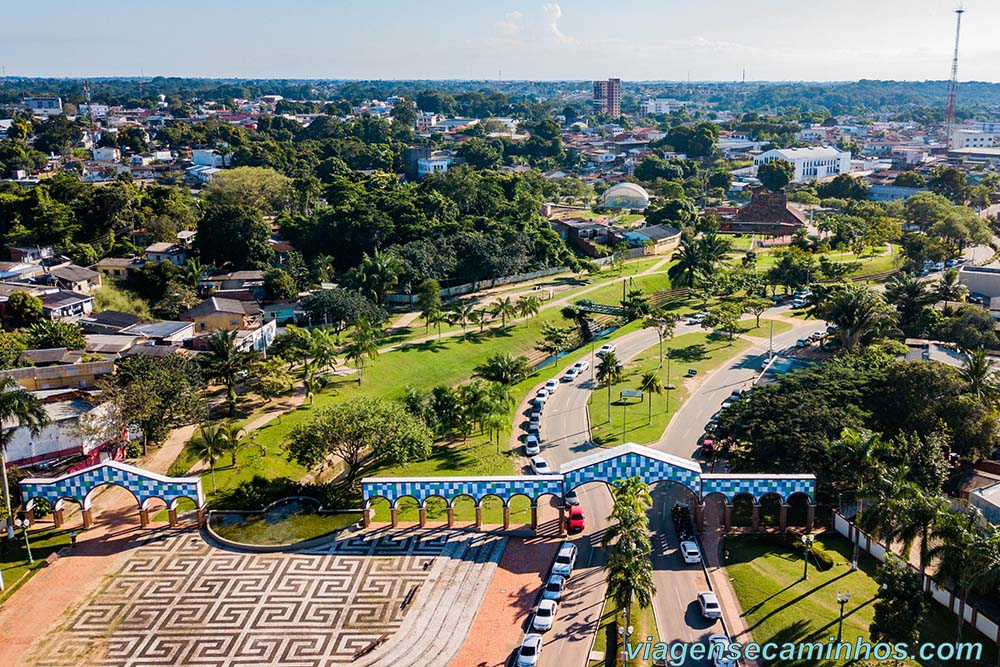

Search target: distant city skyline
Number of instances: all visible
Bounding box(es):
[4,0,1000,83]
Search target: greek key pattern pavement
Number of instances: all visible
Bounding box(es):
[26,529,459,667]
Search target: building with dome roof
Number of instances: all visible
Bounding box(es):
[601,182,650,209]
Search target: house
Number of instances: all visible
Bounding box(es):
[614,225,681,255]
[145,243,187,266]
[186,164,221,183]
[264,301,304,325]
[0,261,41,281]
[182,297,263,333]
[22,97,63,116]
[0,359,115,391]
[84,334,143,358]
[959,265,1000,300]
[40,291,94,320]
[202,270,265,293]
[191,149,230,167]
[725,188,808,236]
[95,257,143,280]
[79,310,142,335]
[2,393,118,467]
[8,246,55,264]
[92,147,121,163]
[971,482,1000,525]
[120,320,195,344]
[417,155,453,178]
[753,146,852,182]
[45,264,102,294]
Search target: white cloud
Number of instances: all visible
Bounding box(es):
[543,3,574,44]
[495,10,524,39]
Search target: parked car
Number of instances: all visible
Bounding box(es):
[698,591,722,619]
[809,330,826,342]
[945,259,957,268]
[529,416,541,430]
[552,542,578,577]
[527,422,541,436]
[597,343,616,356]
[730,388,745,399]
[708,634,738,667]
[790,298,808,309]
[932,262,945,271]
[542,574,566,601]
[688,314,706,325]
[544,379,559,394]
[516,634,544,666]
[530,456,552,475]
[574,360,590,372]
[535,389,550,403]
[531,599,558,632]
[524,435,540,456]
[561,370,577,382]
[563,490,580,506]
[530,397,545,408]
[567,505,585,532]
[680,540,702,564]
[796,338,809,347]
[700,439,715,456]
[720,400,735,411]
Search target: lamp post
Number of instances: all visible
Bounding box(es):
[802,534,815,580]
[14,516,33,564]
[835,591,851,643]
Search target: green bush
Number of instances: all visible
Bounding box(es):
[215,475,345,511]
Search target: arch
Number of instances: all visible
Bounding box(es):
[758,492,783,527]
[561,445,702,500]
[507,494,532,526]
[786,492,812,527]
[393,495,421,523]
[423,495,448,523]
[367,496,391,523]
[168,495,200,512]
[141,496,169,512]
[450,495,476,524]
[84,482,141,511]
[731,493,756,527]
[478,494,505,525]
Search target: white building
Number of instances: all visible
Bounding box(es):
[950,129,1000,149]
[753,146,852,182]
[2,397,115,467]
[415,111,441,132]
[91,147,121,163]
[78,103,110,118]
[417,155,452,177]
[191,149,230,167]
[639,99,676,116]
[23,97,63,116]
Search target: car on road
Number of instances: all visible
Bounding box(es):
[698,591,722,619]
[720,400,735,411]
[561,369,577,382]
[524,435,540,456]
[542,574,566,601]
[809,330,826,342]
[530,397,545,408]
[563,489,580,506]
[529,415,541,430]
[700,439,715,456]
[516,633,544,666]
[574,360,590,372]
[730,388,745,399]
[688,314,706,325]
[552,542,578,577]
[945,259,957,268]
[790,298,808,309]
[680,540,702,564]
[527,422,540,436]
[704,420,718,434]
[567,505,585,532]
[597,343,617,356]
[708,634,738,667]
[535,389,550,403]
[544,379,559,394]
[530,456,552,475]
[932,262,945,271]
[796,338,809,347]
[531,599,558,632]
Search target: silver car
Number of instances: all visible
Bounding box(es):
[532,599,558,632]
[516,633,543,666]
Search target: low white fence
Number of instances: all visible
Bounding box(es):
[385,267,569,305]
[833,511,1000,645]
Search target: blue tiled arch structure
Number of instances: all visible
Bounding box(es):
[363,444,815,514]
[20,460,205,513]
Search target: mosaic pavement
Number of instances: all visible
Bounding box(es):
[25,529,471,667]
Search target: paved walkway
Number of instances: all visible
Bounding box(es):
[450,537,558,667]
[702,525,758,667]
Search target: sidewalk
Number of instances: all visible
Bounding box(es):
[702,526,757,667]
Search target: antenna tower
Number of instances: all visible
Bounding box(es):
[944,6,965,150]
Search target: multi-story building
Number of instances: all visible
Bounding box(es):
[592,78,622,118]
[950,129,1000,149]
[23,96,63,116]
[753,146,852,182]
[414,111,440,132]
[639,99,674,116]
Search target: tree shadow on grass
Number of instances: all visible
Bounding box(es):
[668,343,709,363]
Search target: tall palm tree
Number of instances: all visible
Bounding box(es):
[602,477,656,647]
[638,371,663,425]
[884,273,934,333]
[491,297,517,328]
[667,237,703,288]
[886,483,948,585]
[344,317,382,384]
[516,295,542,319]
[935,268,968,307]
[344,250,402,305]
[187,424,227,493]
[468,309,486,334]
[200,329,260,418]
[182,257,208,287]
[447,302,477,337]
[826,284,896,352]
[0,377,49,538]
[960,348,999,404]
[218,422,264,467]
[928,507,1000,648]
[596,351,624,422]
[644,311,678,368]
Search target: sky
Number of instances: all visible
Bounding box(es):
[3,0,1000,82]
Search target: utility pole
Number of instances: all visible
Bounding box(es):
[944,6,965,151]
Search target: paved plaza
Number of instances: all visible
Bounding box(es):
[24,527,504,667]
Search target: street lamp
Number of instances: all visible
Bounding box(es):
[801,534,815,580]
[14,516,33,564]
[835,591,851,643]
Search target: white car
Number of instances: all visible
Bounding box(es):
[529,416,541,430]
[563,490,580,506]
[524,435,540,456]
[530,456,552,475]
[573,360,590,372]
[932,262,945,271]
[597,343,616,356]
[708,634,738,667]
[561,371,576,382]
[532,599,558,632]
[544,379,559,394]
[516,633,544,666]
[680,540,702,564]
[688,314,705,325]
[541,574,566,601]
[535,389,550,402]
[698,591,722,619]
[552,542,578,578]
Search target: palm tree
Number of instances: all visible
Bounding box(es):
[667,237,703,288]
[476,352,531,386]
[200,329,260,418]
[826,284,896,352]
[516,295,542,319]
[602,477,656,648]
[491,297,517,328]
[218,422,264,467]
[596,351,624,422]
[644,311,679,368]
[935,268,968,307]
[448,302,476,337]
[886,483,948,585]
[0,377,49,538]
[344,250,402,305]
[188,424,227,492]
[960,348,999,404]
[344,317,382,384]
[468,309,485,334]
[884,273,934,333]
[928,506,1000,648]
[638,371,663,425]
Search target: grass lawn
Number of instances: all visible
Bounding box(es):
[0,525,73,603]
[589,595,660,667]
[589,331,753,447]
[736,317,794,338]
[725,532,997,667]
[209,509,362,545]
[583,269,676,307]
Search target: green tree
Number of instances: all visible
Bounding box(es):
[744,296,772,328]
[757,159,795,192]
[5,291,42,329]
[197,203,274,269]
[935,268,968,306]
[202,166,292,214]
[704,302,744,342]
[870,556,927,646]
[446,302,476,337]
[344,317,382,383]
[476,352,531,386]
[23,320,86,350]
[516,295,542,319]
[199,329,260,417]
[597,351,624,420]
[286,395,432,488]
[885,483,948,583]
[927,166,969,204]
[884,273,934,334]
[263,268,298,301]
[960,348,999,404]
[0,376,49,537]
[824,285,896,352]
[638,371,663,424]
[643,311,678,368]
[535,322,572,356]
[417,278,442,333]
[490,296,517,328]
[343,250,402,306]
[187,424,227,492]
